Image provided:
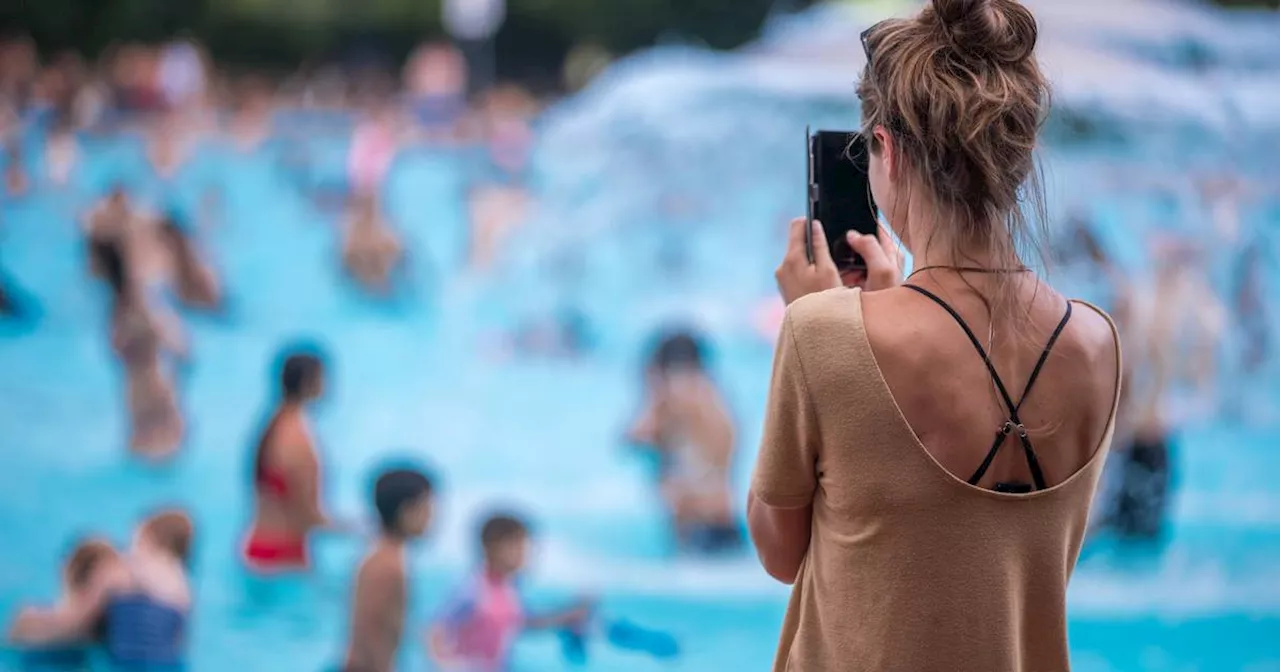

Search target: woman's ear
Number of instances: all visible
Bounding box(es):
[873,125,897,181]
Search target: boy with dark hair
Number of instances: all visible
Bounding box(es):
[428,512,592,672]
[342,467,436,672]
[627,329,741,554]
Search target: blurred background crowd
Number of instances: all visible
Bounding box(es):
[0,0,1277,670]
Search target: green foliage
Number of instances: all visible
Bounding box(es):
[7,0,1268,80]
[4,0,795,66]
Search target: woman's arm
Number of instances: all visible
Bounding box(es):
[747,309,821,585]
[747,491,812,584]
[277,428,329,530]
[293,447,329,529]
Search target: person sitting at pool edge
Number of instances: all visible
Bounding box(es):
[8,510,195,668]
[341,466,437,672]
[626,330,740,554]
[244,346,334,571]
[428,513,593,672]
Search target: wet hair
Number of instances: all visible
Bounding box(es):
[89,237,129,306]
[141,510,194,567]
[253,344,327,483]
[279,347,326,402]
[857,0,1048,318]
[480,513,529,552]
[373,467,436,534]
[649,330,706,373]
[64,538,115,591]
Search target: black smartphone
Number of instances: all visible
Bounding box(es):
[806,129,879,269]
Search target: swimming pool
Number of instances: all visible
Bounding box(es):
[3,6,1280,672]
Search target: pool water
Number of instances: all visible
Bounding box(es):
[3,13,1280,672]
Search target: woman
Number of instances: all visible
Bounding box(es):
[243,347,332,571]
[8,511,195,668]
[91,236,187,458]
[627,331,739,553]
[748,2,1122,671]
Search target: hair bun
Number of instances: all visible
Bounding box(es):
[932,0,1038,65]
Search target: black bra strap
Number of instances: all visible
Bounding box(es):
[902,285,1019,413]
[903,284,1073,491]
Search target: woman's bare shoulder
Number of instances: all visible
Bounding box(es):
[1061,299,1122,391]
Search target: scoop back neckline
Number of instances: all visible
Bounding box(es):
[848,288,1120,502]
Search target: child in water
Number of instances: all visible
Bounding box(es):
[428,514,592,672]
[341,467,437,672]
[7,510,194,668]
[627,331,741,554]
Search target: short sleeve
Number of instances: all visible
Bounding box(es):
[751,310,821,508]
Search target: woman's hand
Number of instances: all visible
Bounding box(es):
[775,218,841,305]
[776,218,904,305]
[843,226,905,292]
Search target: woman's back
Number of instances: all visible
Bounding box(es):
[753,285,1120,671]
[749,0,1125,667]
[864,275,1120,491]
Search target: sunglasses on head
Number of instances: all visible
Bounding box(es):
[860,20,891,66]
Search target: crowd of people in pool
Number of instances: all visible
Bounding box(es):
[0,33,709,671]
[0,19,1276,671]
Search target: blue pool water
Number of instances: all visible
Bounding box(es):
[1,125,1277,672]
[3,7,1280,671]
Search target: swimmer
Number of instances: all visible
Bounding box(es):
[0,36,38,113]
[348,104,398,198]
[147,111,193,180]
[44,115,80,187]
[243,347,332,571]
[626,331,740,553]
[465,86,537,270]
[228,74,273,152]
[428,514,592,672]
[466,185,530,270]
[342,192,404,296]
[158,212,222,311]
[478,85,536,182]
[3,137,28,197]
[91,236,187,458]
[7,537,119,651]
[403,42,469,141]
[1093,245,1201,542]
[8,510,194,668]
[341,467,437,672]
[109,44,163,119]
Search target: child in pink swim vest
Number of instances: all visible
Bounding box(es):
[427,514,591,672]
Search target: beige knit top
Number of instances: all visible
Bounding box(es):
[752,288,1121,672]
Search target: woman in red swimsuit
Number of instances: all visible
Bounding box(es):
[243,347,330,571]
